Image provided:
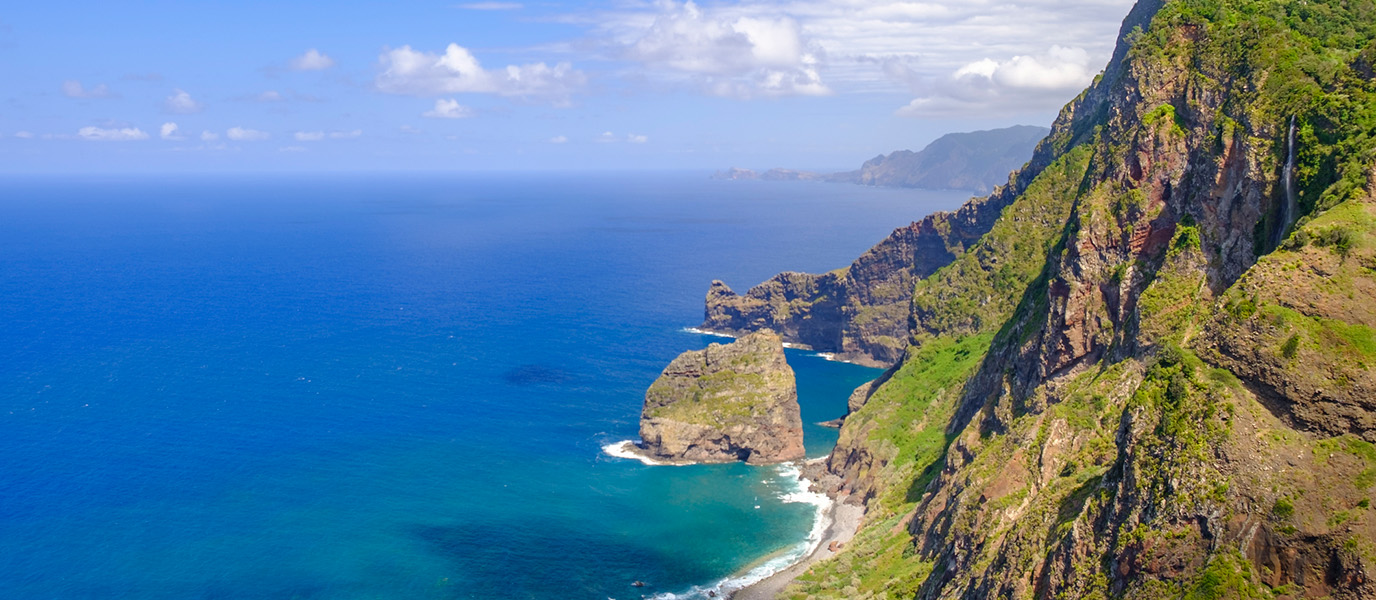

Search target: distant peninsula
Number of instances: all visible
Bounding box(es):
[713,124,1049,194]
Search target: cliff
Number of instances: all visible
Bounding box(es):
[637,330,804,465]
[702,174,1038,367]
[760,0,1376,598]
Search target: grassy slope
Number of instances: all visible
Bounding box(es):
[786,0,1376,598]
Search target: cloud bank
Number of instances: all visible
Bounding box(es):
[375,43,586,103]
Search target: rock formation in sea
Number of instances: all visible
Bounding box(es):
[637,330,804,465]
[701,155,1039,367]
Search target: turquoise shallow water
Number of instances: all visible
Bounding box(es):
[0,173,965,599]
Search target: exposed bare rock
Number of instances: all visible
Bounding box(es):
[636,330,804,465]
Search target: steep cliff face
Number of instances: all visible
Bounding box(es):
[637,330,804,465]
[703,137,1067,367]
[781,1,1376,599]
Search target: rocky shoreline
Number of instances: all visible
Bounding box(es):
[728,465,864,600]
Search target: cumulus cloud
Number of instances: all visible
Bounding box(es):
[78,126,149,141]
[897,45,1096,117]
[160,122,183,140]
[329,130,362,139]
[200,130,220,141]
[294,131,325,141]
[615,1,828,98]
[549,135,567,144]
[164,89,204,114]
[375,43,585,101]
[256,90,284,102]
[279,146,307,152]
[422,98,475,119]
[458,2,522,9]
[15,131,34,139]
[290,49,335,71]
[593,131,649,143]
[62,80,115,98]
[578,0,1131,111]
[226,127,270,141]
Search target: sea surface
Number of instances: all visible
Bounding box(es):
[0,173,968,599]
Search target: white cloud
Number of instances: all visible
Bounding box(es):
[290,49,335,71]
[549,135,568,144]
[578,0,1133,112]
[256,90,284,102]
[226,126,270,141]
[14,131,34,139]
[200,130,220,141]
[375,43,586,101]
[399,125,422,134]
[164,89,203,114]
[897,45,1097,117]
[160,122,183,140]
[458,2,522,9]
[422,98,475,119]
[62,80,115,98]
[594,131,650,144]
[279,146,307,152]
[292,130,361,141]
[613,1,829,98]
[77,126,149,141]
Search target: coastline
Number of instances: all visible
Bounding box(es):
[727,495,863,600]
[604,440,864,600]
[681,327,863,366]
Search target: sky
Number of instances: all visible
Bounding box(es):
[0,0,1138,173]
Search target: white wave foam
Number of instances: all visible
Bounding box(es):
[601,440,688,467]
[810,352,837,361]
[681,327,736,339]
[648,463,832,600]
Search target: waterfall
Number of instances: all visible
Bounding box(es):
[1275,115,1297,248]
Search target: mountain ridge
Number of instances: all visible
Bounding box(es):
[713,125,1050,194]
[710,0,1376,597]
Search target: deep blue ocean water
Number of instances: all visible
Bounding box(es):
[0,173,967,599]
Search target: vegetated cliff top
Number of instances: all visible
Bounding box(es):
[642,330,796,428]
[637,329,804,465]
[779,0,1376,598]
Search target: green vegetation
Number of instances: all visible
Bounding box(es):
[1133,0,1376,233]
[1315,435,1376,489]
[1184,551,1271,600]
[787,0,1376,597]
[910,146,1092,339]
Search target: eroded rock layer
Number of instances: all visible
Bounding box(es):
[637,330,804,465]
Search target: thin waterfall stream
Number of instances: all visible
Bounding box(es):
[1276,115,1298,248]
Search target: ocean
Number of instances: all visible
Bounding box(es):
[0,173,967,599]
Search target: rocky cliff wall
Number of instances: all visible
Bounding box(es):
[783,1,1376,598]
[637,330,804,465]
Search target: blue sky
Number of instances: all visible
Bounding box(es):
[0,0,1135,172]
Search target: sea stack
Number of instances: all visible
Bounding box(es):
[637,330,804,465]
